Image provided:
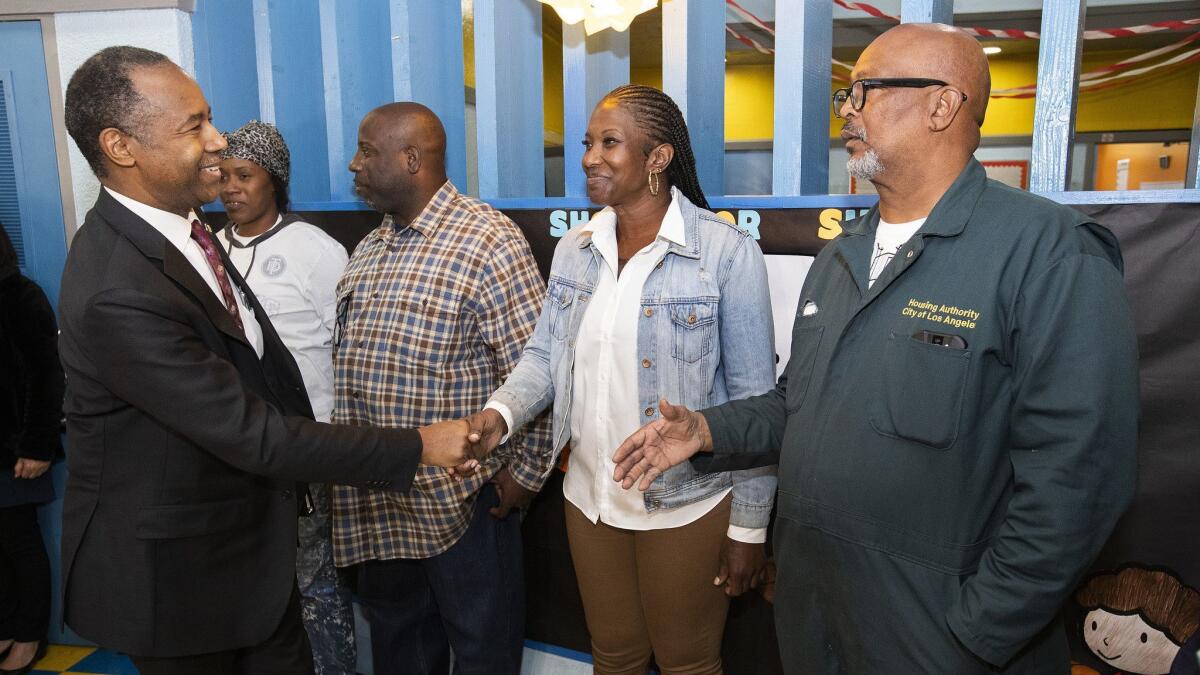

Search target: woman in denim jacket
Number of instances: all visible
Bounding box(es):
[472,85,777,674]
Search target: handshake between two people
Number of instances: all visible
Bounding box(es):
[413,413,503,474]
[413,408,511,476]
[419,399,709,487]
[415,398,709,505]
[415,408,534,519]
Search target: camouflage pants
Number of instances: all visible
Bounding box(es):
[297,483,357,675]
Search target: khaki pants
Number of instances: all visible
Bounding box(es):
[564,495,732,675]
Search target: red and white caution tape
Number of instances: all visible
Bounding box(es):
[725,0,1200,97]
[826,0,1200,41]
[725,24,773,55]
[993,45,1200,98]
[726,0,775,35]
[1082,30,1200,79]
[965,17,1200,41]
[831,0,899,22]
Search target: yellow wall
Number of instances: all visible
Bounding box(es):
[720,49,1200,141]
[982,48,1200,137]
[726,65,775,140]
[544,31,565,141]
[510,27,1199,145]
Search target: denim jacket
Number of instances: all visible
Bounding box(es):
[490,191,777,529]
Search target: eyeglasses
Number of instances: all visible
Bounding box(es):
[832,78,966,118]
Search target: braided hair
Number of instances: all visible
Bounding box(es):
[602,84,709,210]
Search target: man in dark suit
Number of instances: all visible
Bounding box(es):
[58,46,478,674]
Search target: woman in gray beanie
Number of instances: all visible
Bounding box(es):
[216,121,356,675]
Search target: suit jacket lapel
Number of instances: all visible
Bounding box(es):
[161,244,253,349]
[96,191,254,351]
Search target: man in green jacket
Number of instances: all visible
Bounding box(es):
[612,23,1138,673]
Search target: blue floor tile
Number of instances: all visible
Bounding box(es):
[70,649,139,675]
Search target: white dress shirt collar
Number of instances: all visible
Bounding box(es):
[103,187,266,358]
[581,186,688,249]
[104,186,203,251]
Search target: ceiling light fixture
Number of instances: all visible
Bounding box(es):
[539,0,658,35]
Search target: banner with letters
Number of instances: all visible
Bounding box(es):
[282,200,1200,673]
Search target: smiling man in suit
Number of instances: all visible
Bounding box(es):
[58,46,479,674]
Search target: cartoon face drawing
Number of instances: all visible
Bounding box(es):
[1083,609,1179,674]
[1075,566,1200,675]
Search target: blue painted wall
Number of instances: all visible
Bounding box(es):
[0,19,74,645]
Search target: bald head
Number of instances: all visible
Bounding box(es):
[863,23,990,126]
[365,102,448,171]
[350,102,451,219]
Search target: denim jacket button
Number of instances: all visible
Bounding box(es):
[687,314,697,325]
[644,407,654,416]
[643,307,653,317]
[655,261,663,269]
[580,294,589,302]
[641,358,651,368]
[652,500,662,507]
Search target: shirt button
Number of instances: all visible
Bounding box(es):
[217,264,224,273]
[906,250,914,258]
[643,307,653,317]
[641,358,651,368]
[655,261,663,269]
[373,292,380,298]
[352,391,362,399]
[358,340,365,348]
[644,407,654,416]
[687,314,697,325]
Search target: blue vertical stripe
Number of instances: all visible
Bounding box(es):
[772,0,831,196]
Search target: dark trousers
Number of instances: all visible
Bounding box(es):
[0,504,50,642]
[130,586,315,675]
[357,483,525,675]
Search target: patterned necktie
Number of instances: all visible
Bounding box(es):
[189,219,245,333]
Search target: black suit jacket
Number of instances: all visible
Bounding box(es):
[58,189,421,657]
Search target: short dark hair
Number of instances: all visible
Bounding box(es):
[601,84,709,210]
[64,46,172,178]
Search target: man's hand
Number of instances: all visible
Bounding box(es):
[489,467,535,519]
[466,408,508,455]
[714,538,767,597]
[12,458,51,480]
[612,399,712,491]
[417,419,477,471]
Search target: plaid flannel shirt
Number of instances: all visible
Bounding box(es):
[331,181,553,563]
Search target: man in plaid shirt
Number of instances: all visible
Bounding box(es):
[332,103,553,674]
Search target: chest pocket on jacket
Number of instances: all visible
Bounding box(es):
[670,302,716,364]
[869,333,970,449]
[785,324,824,412]
[546,280,576,341]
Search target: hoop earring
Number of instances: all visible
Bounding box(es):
[648,169,661,196]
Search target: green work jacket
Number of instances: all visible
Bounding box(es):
[701,160,1139,672]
